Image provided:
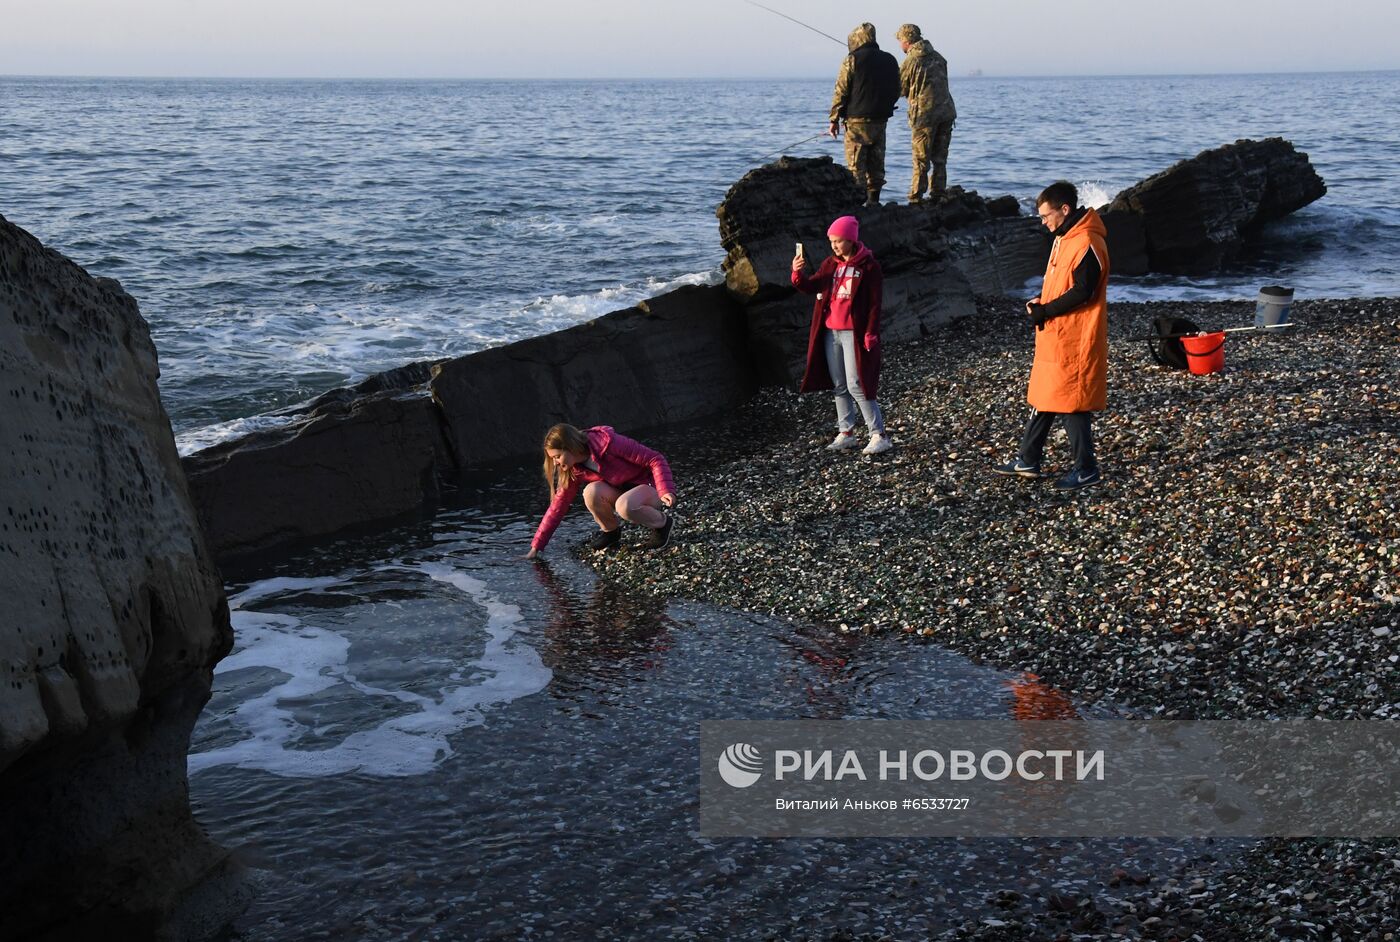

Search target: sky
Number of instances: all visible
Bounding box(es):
[2,0,1399,79]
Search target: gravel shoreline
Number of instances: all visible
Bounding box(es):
[585,295,1399,939]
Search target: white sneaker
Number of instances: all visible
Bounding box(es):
[826,431,862,451]
[862,432,893,455]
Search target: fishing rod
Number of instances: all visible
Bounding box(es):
[1143,324,1296,340]
[742,0,846,47]
[757,132,832,162]
[743,2,847,159]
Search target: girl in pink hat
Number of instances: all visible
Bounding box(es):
[790,215,891,455]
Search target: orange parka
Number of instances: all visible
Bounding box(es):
[1027,208,1109,412]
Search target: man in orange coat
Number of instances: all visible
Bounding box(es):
[994,181,1109,490]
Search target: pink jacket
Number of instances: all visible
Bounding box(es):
[530,426,676,551]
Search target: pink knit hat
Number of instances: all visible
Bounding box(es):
[827,215,859,242]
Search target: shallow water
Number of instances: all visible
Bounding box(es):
[190,484,1240,939]
[3,72,1399,450]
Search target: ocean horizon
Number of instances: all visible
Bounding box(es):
[6,67,1399,80]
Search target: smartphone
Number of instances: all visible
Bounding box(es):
[795,241,805,257]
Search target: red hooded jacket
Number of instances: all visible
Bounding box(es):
[791,244,883,399]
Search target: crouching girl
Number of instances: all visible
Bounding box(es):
[524,423,676,559]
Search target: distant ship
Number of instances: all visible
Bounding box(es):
[966,68,984,77]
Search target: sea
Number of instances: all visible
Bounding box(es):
[3,72,1396,938]
[3,72,1399,454]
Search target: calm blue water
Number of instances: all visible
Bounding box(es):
[3,72,1399,450]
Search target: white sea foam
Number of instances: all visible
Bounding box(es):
[188,566,551,778]
[514,269,721,328]
[1077,180,1119,210]
[176,413,301,457]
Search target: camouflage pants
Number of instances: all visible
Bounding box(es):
[843,118,887,192]
[910,120,955,200]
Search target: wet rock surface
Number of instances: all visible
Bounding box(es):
[587,295,1399,939]
[1106,137,1328,275]
[0,213,242,938]
[182,387,454,559]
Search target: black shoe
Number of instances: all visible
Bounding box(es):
[864,189,882,207]
[993,459,1043,478]
[643,513,675,550]
[1055,467,1102,491]
[585,527,622,551]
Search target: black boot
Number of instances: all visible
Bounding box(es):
[863,188,882,207]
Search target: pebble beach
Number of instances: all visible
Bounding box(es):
[588,296,1400,939]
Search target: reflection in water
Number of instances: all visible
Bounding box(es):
[1005,672,1081,721]
[528,559,675,694]
[775,627,862,719]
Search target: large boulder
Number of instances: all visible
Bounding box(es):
[1105,137,1327,274]
[717,157,1047,386]
[0,214,242,939]
[182,384,454,560]
[430,283,756,467]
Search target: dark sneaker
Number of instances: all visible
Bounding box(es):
[643,513,675,550]
[585,527,622,551]
[993,459,1043,478]
[1055,467,1102,491]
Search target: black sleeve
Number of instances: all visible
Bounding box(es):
[1037,247,1102,320]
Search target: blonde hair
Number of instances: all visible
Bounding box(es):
[541,423,590,498]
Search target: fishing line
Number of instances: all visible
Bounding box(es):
[742,2,847,159]
[758,132,833,162]
[742,0,846,47]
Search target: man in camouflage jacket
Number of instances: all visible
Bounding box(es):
[896,23,957,203]
[828,22,901,206]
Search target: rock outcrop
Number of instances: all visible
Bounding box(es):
[430,283,754,467]
[717,157,1048,385]
[181,382,453,561]
[1105,137,1327,274]
[0,214,242,939]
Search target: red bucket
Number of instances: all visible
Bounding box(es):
[1181,331,1225,375]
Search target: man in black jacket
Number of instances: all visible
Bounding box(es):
[828,22,901,207]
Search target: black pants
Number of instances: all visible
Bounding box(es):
[1017,409,1096,471]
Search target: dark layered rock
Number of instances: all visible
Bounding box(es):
[0,214,243,939]
[717,156,1048,385]
[430,283,756,467]
[182,387,454,560]
[1105,137,1327,274]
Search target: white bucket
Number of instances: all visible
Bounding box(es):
[1255,285,1293,328]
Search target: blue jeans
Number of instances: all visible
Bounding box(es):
[824,329,884,434]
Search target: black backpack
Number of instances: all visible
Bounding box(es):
[1148,315,1201,370]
